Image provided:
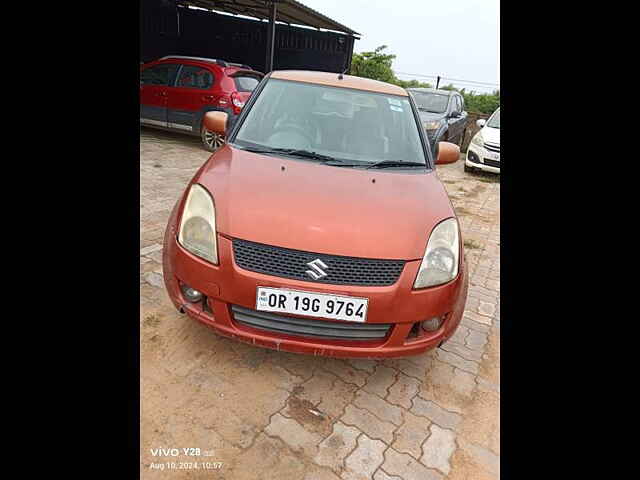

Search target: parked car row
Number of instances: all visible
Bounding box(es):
[140,59,499,177]
[140,56,263,151]
[406,88,500,175]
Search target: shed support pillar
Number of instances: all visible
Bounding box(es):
[265,1,277,72]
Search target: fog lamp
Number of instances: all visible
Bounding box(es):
[181,284,203,303]
[421,317,443,332]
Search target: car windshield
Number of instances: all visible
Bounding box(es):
[233,75,260,92]
[233,79,427,166]
[487,109,500,129]
[409,91,450,113]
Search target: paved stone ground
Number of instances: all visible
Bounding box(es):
[140,127,500,480]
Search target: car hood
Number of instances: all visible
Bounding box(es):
[418,111,446,123]
[195,145,456,260]
[481,126,500,144]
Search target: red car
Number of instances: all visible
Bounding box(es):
[140,55,263,151]
[162,70,468,358]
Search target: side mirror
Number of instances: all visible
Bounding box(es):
[203,111,228,136]
[436,141,460,165]
[449,111,461,119]
[476,119,486,128]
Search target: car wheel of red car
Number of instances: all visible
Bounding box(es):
[201,126,225,152]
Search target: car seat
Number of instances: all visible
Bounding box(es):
[180,74,194,87]
[346,108,385,157]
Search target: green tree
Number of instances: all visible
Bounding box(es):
[395,78,432,89]
[349,45,396,84]
[462,91,500,115]
[432,84,500,114]
[349,45,499,115]
[350,45,431,88]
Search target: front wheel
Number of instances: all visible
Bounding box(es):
[201,125,225,152]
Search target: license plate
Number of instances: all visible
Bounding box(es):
[256,287,369,322]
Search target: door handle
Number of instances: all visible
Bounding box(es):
[202,95,214,101]
[156,91,167,97]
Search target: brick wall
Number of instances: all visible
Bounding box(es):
[460,112,491,153]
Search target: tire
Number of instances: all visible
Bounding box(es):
[201,125,225,152]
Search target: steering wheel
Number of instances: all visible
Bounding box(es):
[270,122,316,145]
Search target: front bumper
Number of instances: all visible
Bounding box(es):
[162,208,468,358]
[466,143,501,173]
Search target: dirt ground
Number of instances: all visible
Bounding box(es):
[140,127,500,480]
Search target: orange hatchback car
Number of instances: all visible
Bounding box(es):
[162,70,468,358]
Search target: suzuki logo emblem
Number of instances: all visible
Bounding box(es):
[305,259,329,280]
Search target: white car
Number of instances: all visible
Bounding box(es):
[465,107,500,174]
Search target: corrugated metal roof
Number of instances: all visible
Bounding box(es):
[179,0,360,36]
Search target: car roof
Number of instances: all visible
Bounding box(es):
[407,88,457,96]
[154,56,261,73]
[270,70,408,96]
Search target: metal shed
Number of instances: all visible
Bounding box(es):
[140,0,360,73]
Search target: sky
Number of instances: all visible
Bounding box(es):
[302,0,500,93]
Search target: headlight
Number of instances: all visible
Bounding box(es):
[178,184,218,264]
[471,132,484,146]
[423,120,441,130]
[413,218,460,289]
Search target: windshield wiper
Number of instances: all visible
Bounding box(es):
[321,158,367,167]
[239,145,367,167]
[365,160,427,169]
[239,146,337,162]
[237,145,425,169]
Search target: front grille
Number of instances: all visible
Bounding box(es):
[484,158,501,168]
[232,238,405,286]
[484,142,500,153]
[231,305,392,340]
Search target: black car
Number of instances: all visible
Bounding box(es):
[407,88,468,150]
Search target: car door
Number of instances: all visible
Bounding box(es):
[167,64,217,133]
[445,95,458,141]
[447,95,464,143]
[455,95,468,142]
[140,63,180,127]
